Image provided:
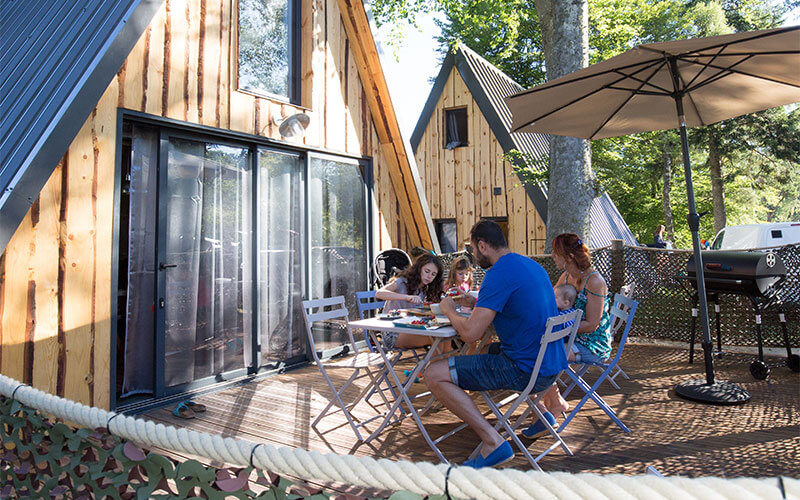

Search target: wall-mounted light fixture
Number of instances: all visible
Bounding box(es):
[273,112,310,141]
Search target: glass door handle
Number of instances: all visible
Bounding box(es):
[159,262,177,270]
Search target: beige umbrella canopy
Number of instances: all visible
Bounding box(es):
[507,26,800,139]
[506,26,800,405]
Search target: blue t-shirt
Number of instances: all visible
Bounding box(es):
[475,253,566,376]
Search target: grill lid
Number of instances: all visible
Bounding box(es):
[685,251,786,296]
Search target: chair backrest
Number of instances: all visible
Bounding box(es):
[302,296,358,363]
[525,309,583,394]
[608,293,638,364]
[355,290,385,351]
[355,290,385,319]
[611,284,635,337]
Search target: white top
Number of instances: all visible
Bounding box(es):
[348,317,457,338]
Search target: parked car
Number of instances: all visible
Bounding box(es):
[711,222,800,250]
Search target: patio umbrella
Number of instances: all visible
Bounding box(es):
[506,26,800,405]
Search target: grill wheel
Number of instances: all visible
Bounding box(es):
[788,354,800,372]
[749,360,770,380]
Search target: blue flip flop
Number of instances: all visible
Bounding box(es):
[462,441,514,468]
[173,401,195,419]
[521,411,556,439]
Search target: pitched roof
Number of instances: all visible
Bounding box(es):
[0,0,164,252]
[0,0,438,253]
[411,42,638,248]
[340,0,439,251]
[589,192,638,247]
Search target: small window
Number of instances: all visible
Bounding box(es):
[436,220,458,253]
[238,0,298,99]
[444,108,468,149]
[771,230,783,238]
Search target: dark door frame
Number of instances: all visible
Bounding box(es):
[111,110,375,410]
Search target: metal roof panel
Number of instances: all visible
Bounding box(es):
[0,0,163,253]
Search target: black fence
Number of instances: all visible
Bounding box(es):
[441,243,799,349]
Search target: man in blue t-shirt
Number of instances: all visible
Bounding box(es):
[426,220,566,468]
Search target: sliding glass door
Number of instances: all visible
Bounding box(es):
[258,149,305,365]
[118,120,372,403]
[158,137,253,392]
[308,155,369,354]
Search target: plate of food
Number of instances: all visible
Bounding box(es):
[427,317,451,328]
[392,317,431,329]
[399,308,435,318]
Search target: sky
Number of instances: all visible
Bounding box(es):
[376,14,443,140]
[376,6,800,141]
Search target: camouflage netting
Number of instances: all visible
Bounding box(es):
[0,396,384,499]
[439,244,799,349]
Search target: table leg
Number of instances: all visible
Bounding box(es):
[365,334,449,464]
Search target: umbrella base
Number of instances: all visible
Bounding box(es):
[675,379,751,405]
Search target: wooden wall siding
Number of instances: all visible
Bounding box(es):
[414,67,547,255]
[0,0,417,408]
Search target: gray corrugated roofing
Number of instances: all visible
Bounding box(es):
[411,42,638,248]
[0,0,163,253]
[590,192,639,246]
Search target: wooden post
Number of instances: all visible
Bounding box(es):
[610,239,625,295]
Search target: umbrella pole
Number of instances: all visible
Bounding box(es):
[676,116,716,383]
[669,84,750,404]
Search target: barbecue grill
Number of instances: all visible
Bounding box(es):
[684,250,798,379]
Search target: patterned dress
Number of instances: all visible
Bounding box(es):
[570,271,613,359]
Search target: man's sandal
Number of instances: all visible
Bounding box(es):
[173,402,195,419]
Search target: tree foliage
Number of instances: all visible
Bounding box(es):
[371,0,800,247]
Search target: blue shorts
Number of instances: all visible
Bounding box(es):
[571,342,609,365]
[448,351,558,393]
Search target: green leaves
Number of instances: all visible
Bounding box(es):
[504,149,550,187]
[372,0,799,241]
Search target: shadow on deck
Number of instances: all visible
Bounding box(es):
[143,343,799,478]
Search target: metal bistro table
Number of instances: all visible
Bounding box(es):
[348,316,458,463]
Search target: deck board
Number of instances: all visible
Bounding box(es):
[143,343,800,479]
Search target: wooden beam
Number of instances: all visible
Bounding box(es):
[335,0,436,250]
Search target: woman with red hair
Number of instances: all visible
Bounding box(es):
[523,233,613,439]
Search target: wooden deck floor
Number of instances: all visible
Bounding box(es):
[143,343,799,478]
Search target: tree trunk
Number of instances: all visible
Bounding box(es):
[535,0,594,250]
[708,136,726,234]
[662,141,675,242]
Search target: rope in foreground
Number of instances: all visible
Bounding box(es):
[0,375,795,500]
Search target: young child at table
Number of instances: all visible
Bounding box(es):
[444,255,478,311]
[376,253,444,350]
[444,255,473,294]
[443,255,484,353]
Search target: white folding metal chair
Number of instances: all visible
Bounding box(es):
[354,290,426,404]
[555,284,635,393]
[355,290,386,350]
[605,284,635,389]
[559,293,639,433]
[467,309,583,470]
[302,296,394,442]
